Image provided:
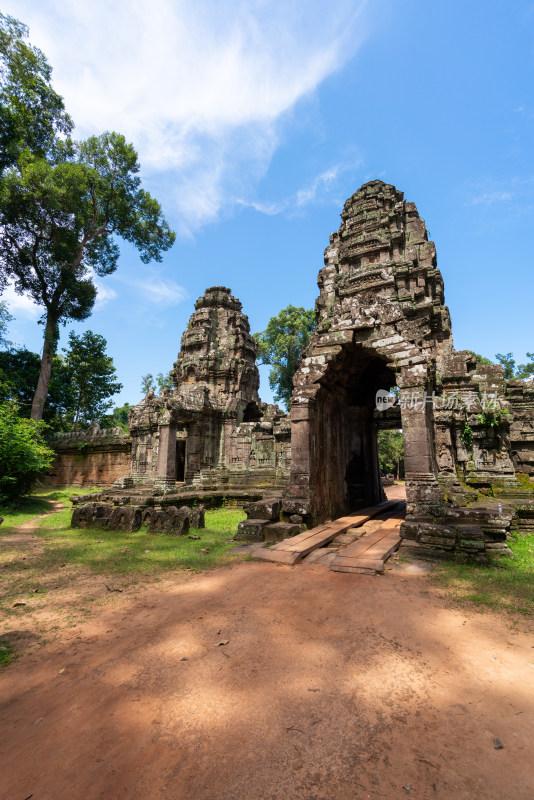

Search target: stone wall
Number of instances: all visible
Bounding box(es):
[48,426,131,487]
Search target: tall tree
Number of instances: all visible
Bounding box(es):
[0,15,175,420]
[62,330,122,431]
[141,373,155,394]
[0,12,72,171]
[254,306,316,410]
[0,346,74,427]
[1,133,175,419]
[495,352,534,380]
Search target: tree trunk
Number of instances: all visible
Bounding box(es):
[30,313,57,420]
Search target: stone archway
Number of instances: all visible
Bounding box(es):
[287,180,451,525]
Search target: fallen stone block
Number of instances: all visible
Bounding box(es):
[263,522,302,543]
[235,519,269,541]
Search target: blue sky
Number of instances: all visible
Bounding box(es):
[2,0,534,407]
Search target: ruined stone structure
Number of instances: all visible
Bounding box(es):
[126,286,290,493]
[67,181,534,555]
[285,180,534,556]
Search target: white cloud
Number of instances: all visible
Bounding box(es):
[128,277,189,307]
[470,191,513,206]
[5,0,371,234]
[237,159,363,216]
[93,280,118,310]
[1,284,41,320]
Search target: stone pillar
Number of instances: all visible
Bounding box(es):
[287,399,313,499]
[399,386,445,518]
[155,422,177,490]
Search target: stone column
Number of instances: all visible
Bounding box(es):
[287,399,313,500]
[399,385,445,517]
[155,422,177,490]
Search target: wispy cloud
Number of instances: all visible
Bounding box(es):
[127,276,189,307]
[93,280,118,310]
[237,160,363,216]
[470,190,513,206]
[7,0,371,234]
[1,284,41,320]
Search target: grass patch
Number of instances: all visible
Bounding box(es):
[0,496,248,614]
[0,641,14,666]
[430,533,534,616]
[0,485,101,528]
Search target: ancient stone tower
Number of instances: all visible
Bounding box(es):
[127,286,290,492]
[287,180,534,554]
[170,286,260,412]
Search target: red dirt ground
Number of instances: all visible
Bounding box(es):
[2,547,534,800]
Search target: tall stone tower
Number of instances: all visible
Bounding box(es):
[171,286,260,412]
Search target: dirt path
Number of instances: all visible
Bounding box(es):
[1,544,533,800]
[0,499,63,550]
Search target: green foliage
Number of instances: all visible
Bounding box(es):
[0,400,54,504]
[101,403,131,432]
[0,300,13,348]
[0,642,14,666]
[254,305,316,409]
[0,347,74,427]
[468,351,493,366]
[495,352,534,380]
[141,373,155,394]
[377,429,404,478]
[0,133,175,318]
[61,330,122,430]
[476,407,510,429]
[460,421,473,450]
[156,372,174,392]
[515,472,534,492]
[140,372,174,395]
[0,12,72,172]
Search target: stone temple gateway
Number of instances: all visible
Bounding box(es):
[67,180,534,557]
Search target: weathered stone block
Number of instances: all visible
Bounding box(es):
[263,522,302,542]
[166,506,190,535]
[243,498,281,521]
[235,519,269,541]
[282,498,311,517]
[109,506,142,532]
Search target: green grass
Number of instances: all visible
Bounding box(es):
[0,485,101,528]
[0,494,248,614]
[0,641,14,666]
[430,533,534,616]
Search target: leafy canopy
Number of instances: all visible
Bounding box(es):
[0,300,12,348]
[141,372,174,395]
[377,429,404,478]
[495,352,534,381]
[62,330,122,430]
[0,12,72,171]
[0,399,54,504]
[0,132,175,313]
[254,306,316,410]
[0,346,74,427]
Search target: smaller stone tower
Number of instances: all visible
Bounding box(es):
[126,286,290,492]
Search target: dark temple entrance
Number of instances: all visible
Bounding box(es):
[290,344,400,521]
[175,440,186,483]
